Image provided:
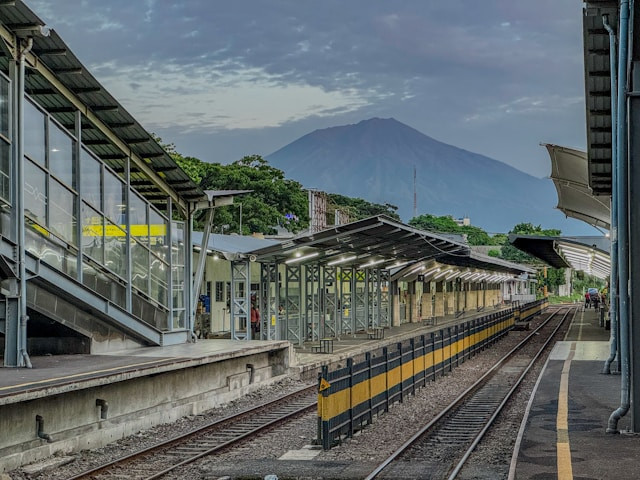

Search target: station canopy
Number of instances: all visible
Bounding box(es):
[0,1,206,209]
[509,234,610,279]
[544,144,610,230]
[247,215,534,279]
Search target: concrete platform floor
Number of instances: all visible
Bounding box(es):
[0,339,290,403]
[511,306,640,479]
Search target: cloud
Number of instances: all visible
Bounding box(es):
[93,61,375,132]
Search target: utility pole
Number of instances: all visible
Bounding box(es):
[413,166,417,218]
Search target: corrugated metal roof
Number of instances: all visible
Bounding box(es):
[583,2,618,195]
[246,215,471,267]
[0,1,206,208]
[192,232,279,255]
[509,234,610,278]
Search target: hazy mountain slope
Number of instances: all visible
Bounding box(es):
[265,118,589,234]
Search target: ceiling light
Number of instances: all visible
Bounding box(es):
[327,255,357,266]
[285,252,319,264]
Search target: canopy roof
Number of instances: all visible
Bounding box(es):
[247,216,533,279]
[0,1,205,210]
[583,1,618,195]
[544,144,610,230]
[247,215,469,268]
[509,234,610,279]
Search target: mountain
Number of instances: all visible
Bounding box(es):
[265,118,593,234]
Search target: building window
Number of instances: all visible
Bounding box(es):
[215,281,224,302]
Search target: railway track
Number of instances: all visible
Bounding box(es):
[66,385,317,480]
[365,306,575,480]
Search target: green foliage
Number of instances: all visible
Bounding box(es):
[408,214,493,246]
[488,249,501,257]
[327,194,400,221]
[198,155,309,235]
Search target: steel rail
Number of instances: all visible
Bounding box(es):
[446,306,575,479]
[66,384,317,480]
[365,306,572,480]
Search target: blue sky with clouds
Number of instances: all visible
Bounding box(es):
[29,1,586,179]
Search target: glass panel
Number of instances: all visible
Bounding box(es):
[49,179,76,245]
[131,238,149,294]
[24,159,46,224]
[24,100,45,164]
[129,191,148,244]
[0,140,9,204]
[150,253,168,307]
[81,202,103,263]
[80,148,101,209]
[49,120,75,187]
[0,76,9,139]
[103,168,125,224]
[104,218,127,279]
[149,207,168,260]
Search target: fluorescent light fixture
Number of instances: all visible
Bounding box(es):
[358,258,386,269]
[327,255,357,266]
[385,260,413,269]
[433,269,451,280]
[285,252,319,264]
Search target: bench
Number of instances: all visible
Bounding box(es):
[366,327,385,340]
[311,338,334,354]
[422,317,437,326]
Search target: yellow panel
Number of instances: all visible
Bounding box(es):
[371,372,387,397]
[402,359,414,382]
[387,365,402,388]
[322,388,351,420]
[351,379,371,406]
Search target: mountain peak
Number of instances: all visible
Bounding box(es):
[265,118,564,232]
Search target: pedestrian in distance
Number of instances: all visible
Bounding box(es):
[250,304,260,336]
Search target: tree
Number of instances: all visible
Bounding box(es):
[328,194,400,221]
[199,155,309,234]
[408,214,493,246]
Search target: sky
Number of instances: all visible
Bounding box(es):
[28,1,586,179]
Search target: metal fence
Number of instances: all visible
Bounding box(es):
[317,300,548,449]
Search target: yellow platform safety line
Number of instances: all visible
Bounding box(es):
[557,341,576,479]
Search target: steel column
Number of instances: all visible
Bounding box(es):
[354,269,367,331]
[285,264,302,344]
[379,269,390,327]
[339,268,353,334]
[260,262,279,340]
[230,259,250,340]
[304,263,321,341]
[322,265,338,338]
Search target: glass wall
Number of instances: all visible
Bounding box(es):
[19,94,178,331]
[0,74,10,205]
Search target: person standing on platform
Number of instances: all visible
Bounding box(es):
[585,292,590,308]
[251,304,260,337]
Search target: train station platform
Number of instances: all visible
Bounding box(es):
[0,339,292,471]
[293,305,514,380]
[511,306,637,479]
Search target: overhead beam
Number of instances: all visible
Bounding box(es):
[0,26,191,212]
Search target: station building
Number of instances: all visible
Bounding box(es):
[0,2,536,370]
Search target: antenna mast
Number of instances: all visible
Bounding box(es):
[413,165,417,218]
